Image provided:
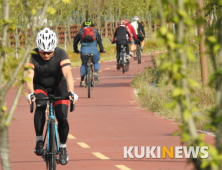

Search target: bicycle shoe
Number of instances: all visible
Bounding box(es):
[141,47,144,52]
[59,147,69,165]
[126,55,131,59]
[34,140,44,156]
[116,63,121,70]
[94,73,99,83]
[129,51,133,56]
[80,81,86,87]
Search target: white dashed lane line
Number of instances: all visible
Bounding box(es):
[77,142,90,148]
[115,165,132,170]
[92,152,110,160]
[68,134,76,139]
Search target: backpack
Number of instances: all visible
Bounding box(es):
[82,27,96,43]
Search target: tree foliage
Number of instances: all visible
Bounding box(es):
[2,0,222,170]
[0,0,70,170]
[156,0,222,169]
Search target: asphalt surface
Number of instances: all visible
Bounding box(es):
[2,53,214,170]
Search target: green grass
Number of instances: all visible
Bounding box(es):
[131,54,215,131]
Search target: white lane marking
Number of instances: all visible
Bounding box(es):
[68,134,76,139]
[115,165,132,170]
[77,142,90,148]
[92,152,110,160]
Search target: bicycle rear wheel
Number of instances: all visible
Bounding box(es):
[126,59,130,72]
[87,67,91,98]
[122,63,126,73]
[49,120,56,170]
[137,45,141,64]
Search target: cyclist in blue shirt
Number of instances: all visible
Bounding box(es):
[73,21,105,87]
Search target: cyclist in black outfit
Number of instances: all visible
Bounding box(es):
[111,20,132,69]
[26,27,78,165]
[130,16,146,58]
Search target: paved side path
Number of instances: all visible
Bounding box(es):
[2,54,212,170]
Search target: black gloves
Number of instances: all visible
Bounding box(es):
[74,50,80,53]
[135,39,140,44]
[100,50,106,53]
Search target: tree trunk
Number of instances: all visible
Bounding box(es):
[0,126,11,170]
[68,23,71,46]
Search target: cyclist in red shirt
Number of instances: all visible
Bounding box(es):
[121,19,138,58]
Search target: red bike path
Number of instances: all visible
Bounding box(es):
[2,53,214,170]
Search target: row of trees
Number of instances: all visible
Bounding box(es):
[0,0,221,170]
[5,0,158,55]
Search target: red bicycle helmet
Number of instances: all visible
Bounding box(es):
[120,19,128,26]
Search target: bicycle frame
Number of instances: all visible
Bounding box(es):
[119,44,127,63]
[46,101,60,152]
[119,44,129,73]
[136,41,142,64]
[86,55,94,77]
[30,95,74,169]
[85,54,94,98]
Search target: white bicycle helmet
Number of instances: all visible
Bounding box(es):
[133,16,139,21]
[35,27,58,52]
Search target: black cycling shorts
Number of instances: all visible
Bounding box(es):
[137,34,144,42]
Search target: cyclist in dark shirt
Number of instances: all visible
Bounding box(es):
[121,19,138,58]
[73,21,105,87]
[111,20,132,70]
[26,27,78,165]
[130,16,147,58]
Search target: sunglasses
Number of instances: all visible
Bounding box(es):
[40,51,53,55]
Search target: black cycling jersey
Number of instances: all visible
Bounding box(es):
[137,22,146,36]
[29,47,71,88]
[113,26,131,41]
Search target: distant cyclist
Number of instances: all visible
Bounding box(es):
[121,19,138,58]
[111,19,132,69]
[130,16,146,58]
[25,27,78,165]
[73,21,106,87]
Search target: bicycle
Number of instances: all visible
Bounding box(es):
[119,44,130,73]
[30,94,74,170]
[84,54,95,98]
[136,40,142,64]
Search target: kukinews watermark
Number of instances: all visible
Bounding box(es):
[124,146,209,159]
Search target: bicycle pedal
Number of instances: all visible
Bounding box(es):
[94,81,99,85]
[56,156,59,164]
[42,155,46,161]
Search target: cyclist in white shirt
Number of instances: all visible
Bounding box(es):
[130,16,146,59]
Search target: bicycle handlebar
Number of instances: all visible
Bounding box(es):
[30,96,75,113]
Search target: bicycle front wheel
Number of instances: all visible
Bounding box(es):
[87,67,91,98]
[49,120,56,170]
